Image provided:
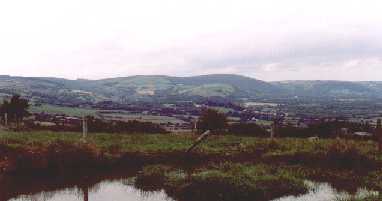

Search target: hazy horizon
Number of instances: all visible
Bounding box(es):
[1,73,382,82]
[1,0,382,81]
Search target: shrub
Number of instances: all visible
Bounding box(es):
[197,109,227,134]
[326,141,374,169]
[363,169,382,191]
[228,123,269,137]
[45,140,100,170]
[154,163,307,201]
[174,166,307,201]
[135,164,173,191]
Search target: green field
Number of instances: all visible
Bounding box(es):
[29,104,98,116]
[100,113,186,124]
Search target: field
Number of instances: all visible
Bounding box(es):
[0,131,381,200]
[28,105,187,126]
[29,104,98,116]
[99,113,186,124]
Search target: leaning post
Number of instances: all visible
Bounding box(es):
[186,130,211,153]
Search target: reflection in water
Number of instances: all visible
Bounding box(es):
[272,181,379,201]
[9,179,174,201]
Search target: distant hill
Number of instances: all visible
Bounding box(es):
[272,80,382,99]
[0,74,381,105]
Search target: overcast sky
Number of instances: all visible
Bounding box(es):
[0,0,382,81]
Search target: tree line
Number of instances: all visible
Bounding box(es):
[196,108,382,142]
[196,108,269,136]
[0,95,167,133]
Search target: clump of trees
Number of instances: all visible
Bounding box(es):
[196,109,227,134]
[26,116,168,134]
[196,108,269,136]
[87,118,168,134]
[0,95,30,128]
[277,121,376,139]
[228,123,269,137]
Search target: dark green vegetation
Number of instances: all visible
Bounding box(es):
[1,74,382,105]
[0,94,169,134]
[278,121,377,139]
[1,131,382,200]
[0,95,29,127]
[136,163,307,201]
[26,117,169,134]
[196,109,227,133]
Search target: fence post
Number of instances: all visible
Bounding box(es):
[82,116,88,140]
[4,113,8,126]
[376,119,382,152]
[271,120,277,139]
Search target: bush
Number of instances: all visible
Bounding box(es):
[135,163,308,201]
[228,123,269,137]
[197,109,227,133]
[172,164,307,201]
[135,164,173,191]
[363,170,382,191]
[326,141,374,169]
[45,140,100,170]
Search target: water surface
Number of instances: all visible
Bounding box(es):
[2,174,379,201]
[273,181,379,201]
[9,178,173,201]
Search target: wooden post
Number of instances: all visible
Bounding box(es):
[376,119,382,152]
[82,116,88,140]
[4,113,7,127]
[186,130,211,153]
[83,186,88,201]
[271,120,277,139]
[270,123,274,139]
[378,129,382,153]
[79,185,89,201]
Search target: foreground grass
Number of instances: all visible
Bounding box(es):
[1,131,380,156]
[0,131,382,200]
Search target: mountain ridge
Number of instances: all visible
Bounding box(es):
[0,74,381,104]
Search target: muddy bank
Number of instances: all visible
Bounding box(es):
[0,142,252,175]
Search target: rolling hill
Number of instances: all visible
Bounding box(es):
[272,80,382,99]
[0,74,381,105]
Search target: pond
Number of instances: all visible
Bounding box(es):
[1,173,379,201]
[273,181,379,201]
[8,179,173,201]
